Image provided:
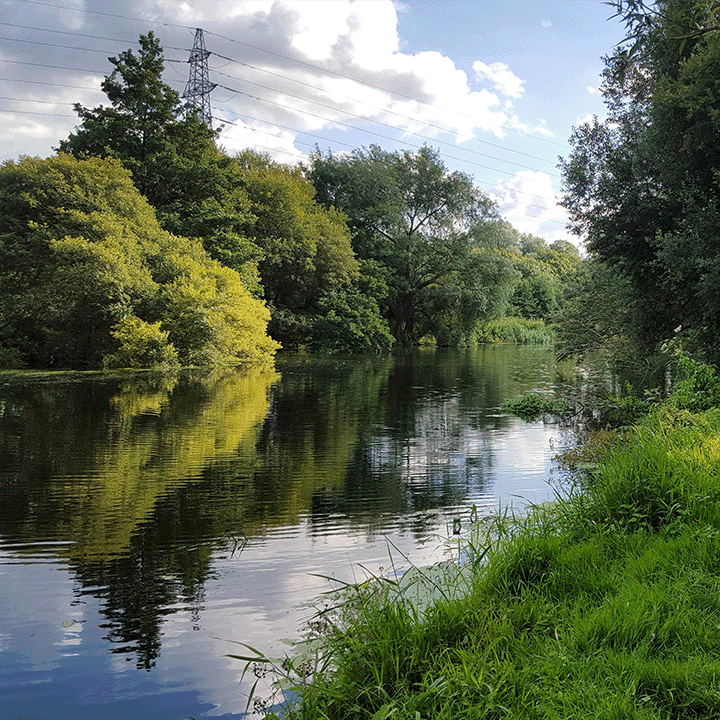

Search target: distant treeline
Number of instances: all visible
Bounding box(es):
[0,32,582,370]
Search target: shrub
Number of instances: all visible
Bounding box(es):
[502,393,572,421]
[103,315,178,369]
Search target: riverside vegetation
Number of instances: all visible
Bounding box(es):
[0,32,582,371]
[230,352,720,719]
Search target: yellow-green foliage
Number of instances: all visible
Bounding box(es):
[0,154,278,368]
[104,315,178,369]
[482,316,555,344]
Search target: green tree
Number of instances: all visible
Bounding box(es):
[561,0,720,358]
[554,259,647,361]
[308,145,514,346]
[237,151,357,308]
[235,150,380,349]
[59,32,179,198]
[58,33,259,285]
[508,236,582,321]
[0,154,277,368]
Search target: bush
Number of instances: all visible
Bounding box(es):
[501,392,571,421]
[0,155,277,369]
[308,289,394,354]
[669,352,720,411]
[103,315,178,369]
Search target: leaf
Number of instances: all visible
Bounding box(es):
[371,703,397,720]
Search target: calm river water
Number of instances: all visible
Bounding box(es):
[0,346,597,719]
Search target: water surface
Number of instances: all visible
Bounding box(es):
[0,346,586,719]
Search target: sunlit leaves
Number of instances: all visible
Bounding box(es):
[0,154,277,368]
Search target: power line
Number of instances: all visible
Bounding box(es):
[0,22,189,53]
[209,50,558,168]
[0,48,562,184]
[3,2,571,231]
[214,80,560,183]
[213,74,562,182]
[1,26,561,179]
[10,0,568,152]
[202,30,569,152]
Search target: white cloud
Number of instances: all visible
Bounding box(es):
[490,170,573,243]
[0,0,560,178]
[587,85,600,94]
[472,60,525,99]
[194,0,526,146]
[533,119,554,137]
[216,119,304,163]
[541,19,552,28]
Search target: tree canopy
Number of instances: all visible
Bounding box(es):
[0,154,278,369]
[0,31,586,366]
[308,145,517,346]
[58,32,260,285]
[561,0,720,358]
[509,237,582,322]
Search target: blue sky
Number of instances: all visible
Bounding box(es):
[0,0,629,245]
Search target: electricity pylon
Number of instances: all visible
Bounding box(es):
[183,28,216,128]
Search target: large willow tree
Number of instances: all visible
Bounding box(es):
[308,145,516,346]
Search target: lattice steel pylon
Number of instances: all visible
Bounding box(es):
[183,28,217,128]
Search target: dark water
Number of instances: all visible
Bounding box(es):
[0,346,590,719]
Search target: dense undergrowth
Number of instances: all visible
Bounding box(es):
[235,353,720,719]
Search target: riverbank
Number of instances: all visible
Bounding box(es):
[253,359,720,719]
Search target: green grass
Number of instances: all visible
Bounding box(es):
[237,384,720,719]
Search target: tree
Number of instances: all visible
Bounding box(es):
[554,259,647,362]
[560,0,720,358]
[308,145,514,346]
[234,150,369,348]
[58,33,259,285]
[59,32,180,200]
[236,151,357,310]
[0,154,277,369]
[508,236,582,321]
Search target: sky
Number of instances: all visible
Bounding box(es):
[0,0,630,246]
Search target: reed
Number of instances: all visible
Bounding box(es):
[481,317,556,345]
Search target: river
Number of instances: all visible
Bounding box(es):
[0,346,598,719]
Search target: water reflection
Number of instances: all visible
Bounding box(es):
[0,347,583,718]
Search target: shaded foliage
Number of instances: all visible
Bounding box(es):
[308,145,517,346]
[561,0,720,360]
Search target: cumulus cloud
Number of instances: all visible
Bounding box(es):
[490,170,574,244]
[472,60,525,99]
[576,113,598,126]
[0,0,540,162]
[217,119,304,162]
[533,119,554,137]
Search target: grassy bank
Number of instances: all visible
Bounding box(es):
[241,359,720,719]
